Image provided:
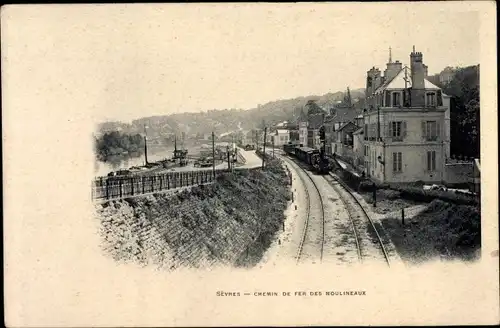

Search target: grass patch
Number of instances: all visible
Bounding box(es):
[361,189,424,214]
[381,199,481,264]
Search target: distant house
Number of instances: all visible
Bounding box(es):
[272,129,290,147]
[322,89,362,156]
[333,122,359,160]
[439,66,456,85]
[296,100,327,149]
[352,127,365,168]
[323,115,335,155]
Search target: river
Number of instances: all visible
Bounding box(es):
[94,142,235,177]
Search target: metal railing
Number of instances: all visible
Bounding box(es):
[91,167,260,201]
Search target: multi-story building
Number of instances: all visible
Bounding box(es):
[333,121,359,158]
[362,47,451,184]
[323,90,361,156]
[297,100,327,149]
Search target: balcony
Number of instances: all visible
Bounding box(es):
[424,136,439,142]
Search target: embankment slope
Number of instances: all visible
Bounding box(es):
[95,162,290,270]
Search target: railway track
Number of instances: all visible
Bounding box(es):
[280,155,326,265]
[324,173,391,267]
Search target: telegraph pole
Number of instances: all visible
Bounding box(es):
[143,124,148,165]
[262,127,267,169]
[272,137,275,158]
[212,131,215,177]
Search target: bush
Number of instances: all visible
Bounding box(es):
[359,180,376,192]
[356,179,477,206]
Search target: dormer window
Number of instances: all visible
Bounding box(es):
[392,92,401,107]
[426,92,436,107]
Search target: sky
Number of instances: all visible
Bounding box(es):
[2,3,481,123]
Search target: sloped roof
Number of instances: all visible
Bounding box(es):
[338,121,358,131]
[331,107,361,124]
[324,115,335,123]
[353,127,364,135]
[374,66,442,93]
[308,113,324,129]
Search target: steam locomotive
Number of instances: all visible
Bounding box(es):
[283,143,331,175]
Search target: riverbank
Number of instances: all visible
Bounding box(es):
[94,160,291,270]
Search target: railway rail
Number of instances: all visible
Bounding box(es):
[280,155,326,265]
[324,173,391,267]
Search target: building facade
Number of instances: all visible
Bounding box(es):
[333,122,358,158]
[362,48,451,184]
[296,100,327,149]
[439,66,456,85]
[272,129,290,147]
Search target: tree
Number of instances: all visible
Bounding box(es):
[441,65,480,158]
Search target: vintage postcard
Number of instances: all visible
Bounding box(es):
[2,2,498,326]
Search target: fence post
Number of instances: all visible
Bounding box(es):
[106,179,109,200]
[142,176,145,194]
[119,179,123,198]
[402,208,405,226]
[151,176,154,192]
[130,177,134,195]
[167,174,170,189]
[191,171,194,185]
[160,175,163,190]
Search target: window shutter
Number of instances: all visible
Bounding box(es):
[437,90,443,106]
[385,122,390,138]
[421,121,426,139]
[385,91,391,107]
[432,151,436,170]
[402,121,407,137]
[392,152,396,172]
[426,151,430,170]
[388,121,393,137]
[437,121,441,140]
[402,90,407,107]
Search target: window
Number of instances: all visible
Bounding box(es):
[427,151,436,171]
[390,121,402,137]
[422,121,439,141]
[392,152,402,172]
[426,93,436,107]
[392,92,401,107]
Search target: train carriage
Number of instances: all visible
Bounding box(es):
[283,142,301,156]
[295,147,319,165]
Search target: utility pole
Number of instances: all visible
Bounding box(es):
[143,124,148,165]
[212,131,215,177]
[262,127,267,169]
[272,137,275,158]
[227,145,231,171]
[377,106,381,141]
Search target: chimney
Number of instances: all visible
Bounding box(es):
[385,60,403,81]
[410,47,425,89]
[423,64,428,78]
